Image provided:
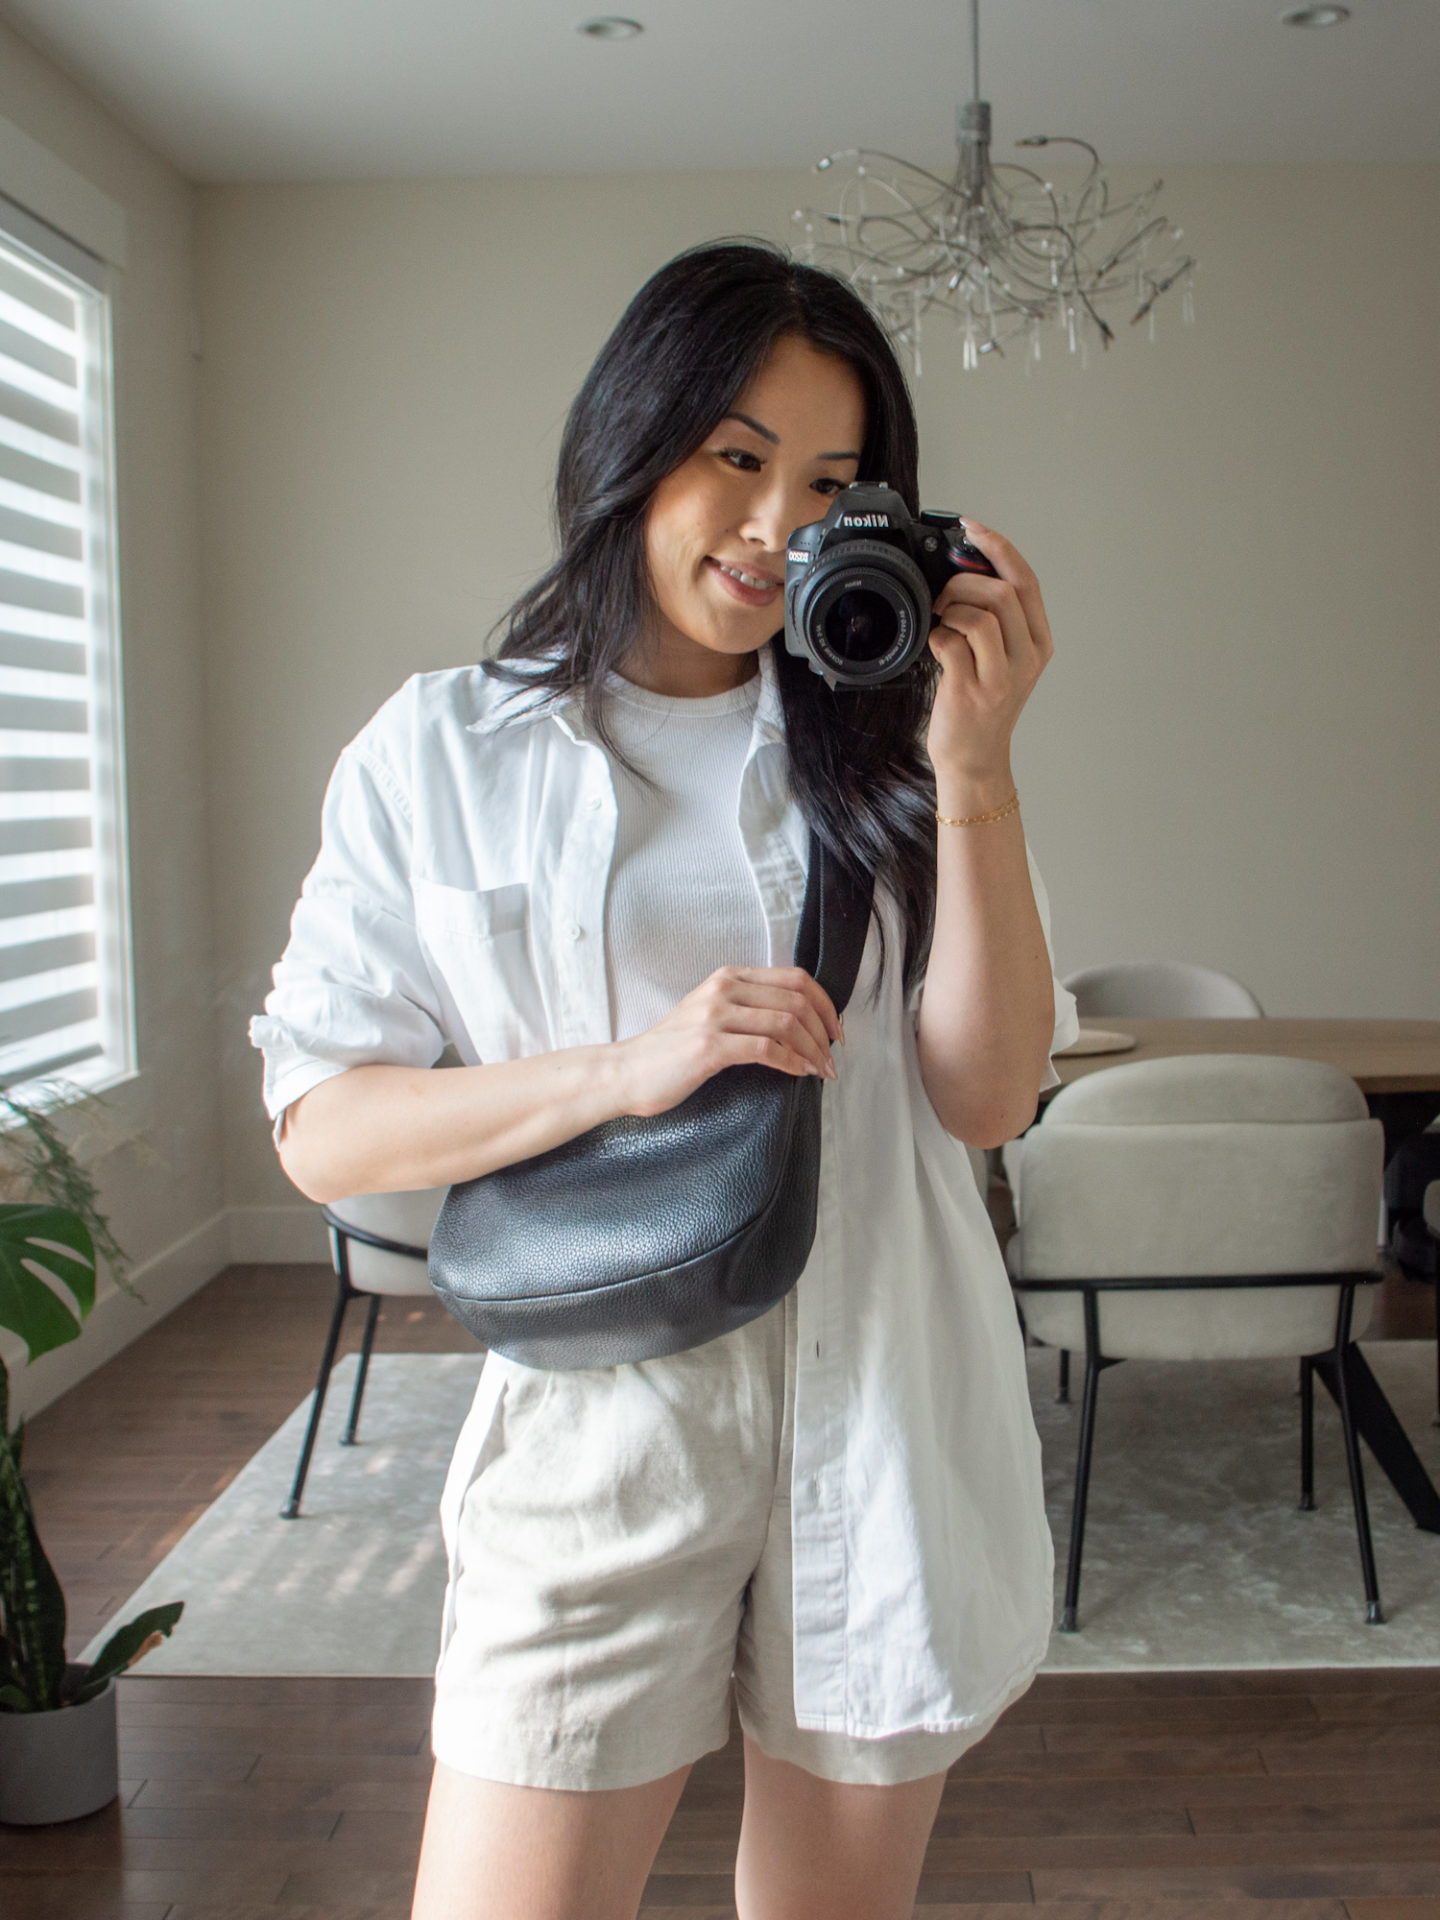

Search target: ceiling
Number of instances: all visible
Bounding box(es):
[3,0,1438,183]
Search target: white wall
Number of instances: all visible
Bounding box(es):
[197,166,1440,1220]
[0,22,227,1418]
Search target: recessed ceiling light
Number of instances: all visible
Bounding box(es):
[577,16,643,38]
[1280,5,1351,25]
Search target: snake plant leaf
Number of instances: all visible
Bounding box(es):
[1,1433,68,1709]
[69,1601,184,1703]
[2,1358,27,1475]
[0,1206,95,1363]
[0,1434,68,1711]
[0,1681,33,1711]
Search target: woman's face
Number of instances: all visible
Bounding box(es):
[634,334,867,695]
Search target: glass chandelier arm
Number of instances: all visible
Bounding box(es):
[1076,288,1117,347]
[1130,256,1196,325]
[1094,212,1180,283]
[1014,134,1104,197]
[828,148,975,202]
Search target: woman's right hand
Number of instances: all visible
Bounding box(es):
[279,970,841,1203]
[615,967,842,1119]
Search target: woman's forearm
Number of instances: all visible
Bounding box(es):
[915,770,1056,1149]
[277,1047,633,1203]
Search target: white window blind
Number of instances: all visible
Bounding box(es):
[0,194,133,1095]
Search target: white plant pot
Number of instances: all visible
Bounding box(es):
[0,1675,118,1825]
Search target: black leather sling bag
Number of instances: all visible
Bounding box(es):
[429,839,874,1369]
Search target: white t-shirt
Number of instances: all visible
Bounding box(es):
[602,670,768,1042]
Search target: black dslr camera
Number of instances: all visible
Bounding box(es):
[783,482,997,689]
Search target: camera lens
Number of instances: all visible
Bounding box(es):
[824,588,899,664]
[786,536,933,687]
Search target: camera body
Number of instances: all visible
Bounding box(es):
[783,482,997,689]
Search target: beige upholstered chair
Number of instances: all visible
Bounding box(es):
[1062,960,1264,1019]
[282,1188,447,1519]
[1006,957,1264,1402]
[1007,1054,1384,1630]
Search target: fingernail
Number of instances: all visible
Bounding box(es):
[838,1016,848,1045]
[825,1059,839,1080]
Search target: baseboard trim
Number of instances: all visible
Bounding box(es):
[3,1202,331,1422]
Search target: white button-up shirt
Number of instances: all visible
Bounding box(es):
[251,643,1079,1737]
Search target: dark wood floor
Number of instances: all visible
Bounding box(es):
[3,1243,1439,1919]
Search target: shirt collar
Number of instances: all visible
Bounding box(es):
[467,641,788,747]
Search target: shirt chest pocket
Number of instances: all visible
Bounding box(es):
[412,878,547,1064]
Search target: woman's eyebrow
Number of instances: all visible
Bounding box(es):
[723,410,779,444]
[721,411,860,462]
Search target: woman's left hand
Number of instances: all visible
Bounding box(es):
[925,520,1054,791]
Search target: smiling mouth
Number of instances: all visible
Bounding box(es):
[707,558,781,593]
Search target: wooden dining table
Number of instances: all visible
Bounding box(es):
[1042,1015,1440,1535]
[1051,1016,1440,1161]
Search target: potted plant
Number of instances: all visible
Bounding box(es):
[0,1086,182,1825]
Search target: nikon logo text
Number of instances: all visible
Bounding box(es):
[839,514,890,528]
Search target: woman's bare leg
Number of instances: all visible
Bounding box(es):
[733,1733,947,1920]
[411,1758,692,1920]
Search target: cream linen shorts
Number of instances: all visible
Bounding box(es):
[431,1286,1012,1791]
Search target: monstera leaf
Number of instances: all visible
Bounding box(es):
[0,1205,95,1363]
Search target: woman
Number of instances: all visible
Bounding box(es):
[253,240,1078,1920]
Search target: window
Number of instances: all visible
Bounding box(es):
[0,194,133,1095]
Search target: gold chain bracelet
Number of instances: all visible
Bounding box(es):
[936,790,1020,828]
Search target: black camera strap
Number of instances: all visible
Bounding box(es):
[794,838,874,1017]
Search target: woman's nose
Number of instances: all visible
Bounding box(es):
[741,479,815,554]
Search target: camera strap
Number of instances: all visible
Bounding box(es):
[794,838,875,1016]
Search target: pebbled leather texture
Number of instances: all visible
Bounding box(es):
[430,840,872,1370]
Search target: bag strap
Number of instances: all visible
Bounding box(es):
[793,839,876,1017]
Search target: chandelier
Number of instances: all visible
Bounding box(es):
[793,0,1196,371]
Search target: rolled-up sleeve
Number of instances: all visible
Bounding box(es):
[250,735,445,1132]
[904,837,1079,1091]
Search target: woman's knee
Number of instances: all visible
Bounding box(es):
[411,1758,691,1920]
[734,1734,946,1920]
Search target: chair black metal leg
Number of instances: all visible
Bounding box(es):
[1299,1355,1315,1510]
[1060,1294,1107,1633]
[342,1295,382,1445]
[1057,1349,1070,1404]
[1312,1343,1440,1532]
[281,1274,352,1519]
[1333,1336,1384,1625]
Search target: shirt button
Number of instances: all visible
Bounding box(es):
[567,923,584,941]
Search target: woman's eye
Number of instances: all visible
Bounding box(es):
[813,478,845,495]
[718,447,763,472]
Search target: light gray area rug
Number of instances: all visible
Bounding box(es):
[1034,1340,1440,1668]
[84,1344,1440,1678]
[81,1353,485,1679]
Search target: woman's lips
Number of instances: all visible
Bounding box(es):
[705,556,781,607]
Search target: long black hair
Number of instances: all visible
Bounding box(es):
[487,239,939,996]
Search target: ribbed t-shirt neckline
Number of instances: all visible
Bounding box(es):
[601,669,761,721]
